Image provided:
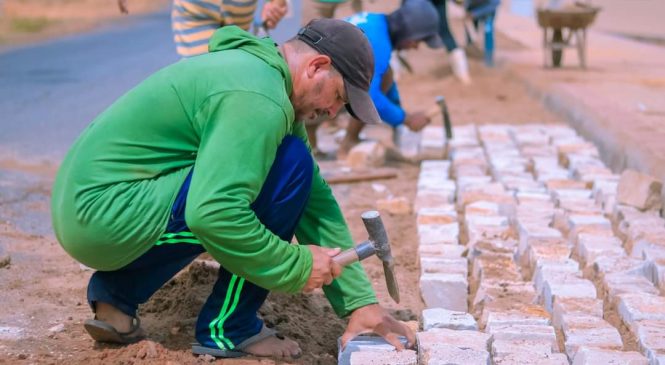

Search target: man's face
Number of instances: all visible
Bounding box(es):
[292,55,348,124]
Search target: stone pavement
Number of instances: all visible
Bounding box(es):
[493,2,665,196]
[344,123,665,364]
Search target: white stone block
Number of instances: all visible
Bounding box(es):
[420,273,468,311]
[517,223,563,258]
[421,160,451,178]
[617,170,663,211]
[542,278,597,313]
[376,196,411,215]
[415,188,456,210]
[465,201,501,216]
[471,255,522,284]
[634,320,665,364]
[577,234,625,267]
[419,125,446,159]
[420,257,468,276]
[490,339,552,358]
[418,223,459,245]
[350,350,417,365]
[494,352,569,364]
[572,347,648,365]
[564,317,623,359]
[418,244,467,259]
[486,324,557,352]
[618,294,665,331]
[417,176,456,192]
[592,256,647,278]
[465,214,509,228]
[417,328,490,365]
[481,310,550,330]
[346,141,386,169]
[602,272,659,303]
[422,308,478,331]
[552,297,604,330]
[532,259,581,294]
[567,214,612,237]
[417,207,457,225]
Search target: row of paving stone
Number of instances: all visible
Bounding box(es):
[349,124,665,364]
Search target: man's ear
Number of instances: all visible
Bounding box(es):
[306,55,333,78]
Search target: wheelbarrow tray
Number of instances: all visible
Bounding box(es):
[537,3,600,30]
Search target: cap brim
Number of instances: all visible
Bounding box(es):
[424,33,445,49]
[345,81,381,125]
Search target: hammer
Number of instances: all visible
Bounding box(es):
[425,96,454,140]
[253,0,287,37]
[332,211,400,303]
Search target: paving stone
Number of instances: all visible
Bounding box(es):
[563,316,624,359]
[417,328,490,365]
[419,125,446,159]
[542,278,597,313]
[480,309,550,330]
[628,237,665,259]
[470,255,522,284]
[526,243,573,276]
[567,214,612,236]
[418,244,467,259]
[466,225,514,248]
[572,347,648,365]
[456,176,494,190]
[558,198,603,216]
[517,223,563,258]
[346,141,386,169]
[617,294,665,331]
[546,179,589,191]
[421,160,451,178]
[465,201,501,216]
[415,189,456,210]
[472,281,538,315]
[349,350,417,365]
[420,257,468,276]
[634,320,665,364]
[592,256,647,279]
[455,164,489,178]
[494,352,569,365]
[532,259,581,293]
[376,196,411,215]
[521,145,558,158]
[469,238,518,257]
[422,308,478,331]
[644,256,665,291]
[602,272,659,303]
[417,207,458,225]
[617,170,663,211]
[516,191,553,205]
[339,335,411,365]
[576,234,625,267]
[490,338,553,358]
[417,176,457,192]
[486,324,557,352]
[458,191,515,211]
[552,189,593,202]
[418,223,459,245]
[564,154,606,171]
[552,297,604,330]
[465,215,510,229]
[420,273,468,311]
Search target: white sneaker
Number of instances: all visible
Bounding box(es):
[450,48,471,84]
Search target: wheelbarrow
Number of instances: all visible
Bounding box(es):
[537,1,600,69]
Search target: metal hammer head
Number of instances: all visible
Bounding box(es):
[361,211,400,303]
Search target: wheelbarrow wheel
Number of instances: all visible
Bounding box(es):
[551,28,563,67]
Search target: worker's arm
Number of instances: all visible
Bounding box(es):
[370,68,406,127]
[186,92,313,293]
[262,0,288,29]
[292,122,378,318]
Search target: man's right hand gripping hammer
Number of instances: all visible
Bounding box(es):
[303,246,343,292]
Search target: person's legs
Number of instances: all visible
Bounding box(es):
[314,0,339,18]
[194,135,312,355]
[338,117,364,159]
[431,0,458,52]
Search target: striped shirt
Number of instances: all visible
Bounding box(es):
[172,0,258,57]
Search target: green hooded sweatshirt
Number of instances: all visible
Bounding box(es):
[51,26,377,317]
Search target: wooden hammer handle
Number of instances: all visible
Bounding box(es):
[332,248,360,266]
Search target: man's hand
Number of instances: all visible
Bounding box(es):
[341,304,416,351]
[117,0,129,14]
[404,112,430,132]
[302,245,343,292]
[261,1,288,29]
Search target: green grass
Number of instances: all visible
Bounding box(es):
[11,17,53,33]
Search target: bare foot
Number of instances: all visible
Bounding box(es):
[243,334,301,359]
[95,302,133,332]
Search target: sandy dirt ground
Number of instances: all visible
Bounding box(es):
[0,1,563,364]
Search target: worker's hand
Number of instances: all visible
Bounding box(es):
[302,245,343,292]
[341,304,416,350]
[262,1,288,29]
[404,112,430,132]
[117,0,129,14]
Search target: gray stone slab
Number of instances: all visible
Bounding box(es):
[618,294,665,331]
[572,347,648,365]
[420,273,468,311]
[422,308,478,331]
[337,335,410,365]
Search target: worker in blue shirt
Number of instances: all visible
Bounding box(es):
[337,0,444,157]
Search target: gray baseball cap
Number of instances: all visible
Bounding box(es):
[297,18,381,125]
[390,0,444,49]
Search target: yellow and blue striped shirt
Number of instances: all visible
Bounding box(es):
[172,0,258,57]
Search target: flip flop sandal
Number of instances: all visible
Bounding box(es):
[192,325,301,359]
[84,316,146,344]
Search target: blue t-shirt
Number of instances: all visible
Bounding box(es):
[346,13,406,126]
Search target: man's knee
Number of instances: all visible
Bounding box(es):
[275,136,313,183]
